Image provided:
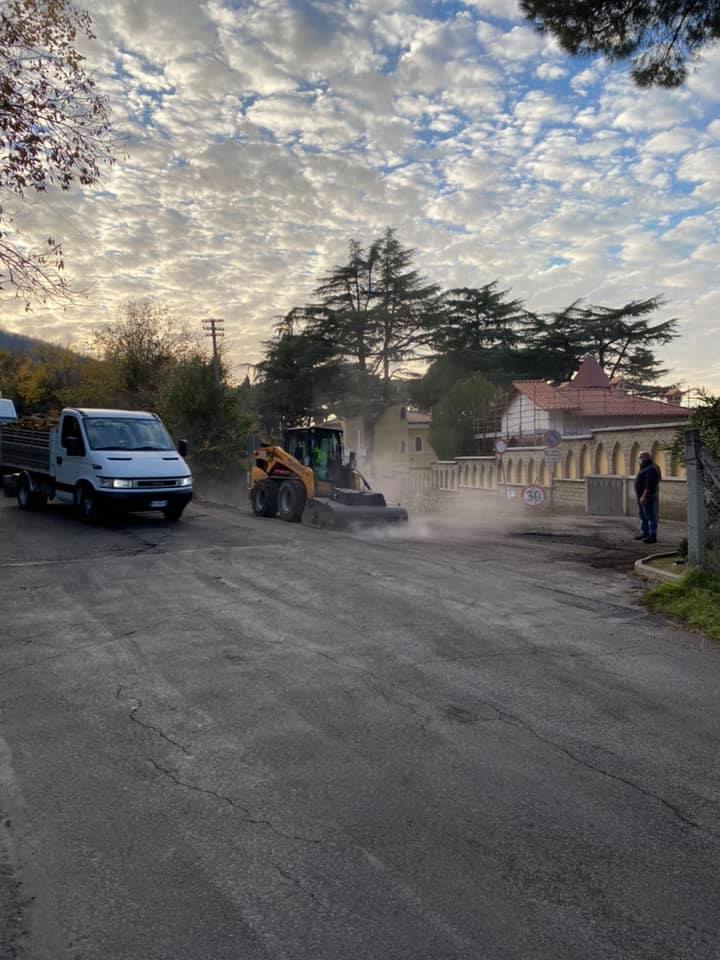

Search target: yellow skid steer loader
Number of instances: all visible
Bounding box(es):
[249,425,408,529]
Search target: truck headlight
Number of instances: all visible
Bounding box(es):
[177,476,192,487]
[100,478,133,489]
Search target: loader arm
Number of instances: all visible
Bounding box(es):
[250,445,315,499]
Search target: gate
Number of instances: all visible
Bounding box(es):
[685,430,720,574]
[586,475,625,516]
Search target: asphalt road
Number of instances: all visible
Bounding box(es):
[0,495,718,960]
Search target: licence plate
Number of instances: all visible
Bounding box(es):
[149,499,168,508]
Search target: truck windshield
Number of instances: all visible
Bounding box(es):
[83,417,175,452]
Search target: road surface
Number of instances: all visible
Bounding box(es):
[0,495,718,960]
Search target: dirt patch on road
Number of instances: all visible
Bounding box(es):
[510,529,658,572]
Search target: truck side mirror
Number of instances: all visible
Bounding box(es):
[348,450,357,469]
[65,436,82,456]
[178,439,188,457]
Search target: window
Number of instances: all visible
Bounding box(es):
[306,429,342,481]
[415,436,423,452]
[84,417,174,452]
[400,440,407,454]
[61,415,85,456]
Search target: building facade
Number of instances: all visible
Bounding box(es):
[486,357,691,447]
[342,404,437,472]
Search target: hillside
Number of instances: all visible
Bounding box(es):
[0,327,84,360]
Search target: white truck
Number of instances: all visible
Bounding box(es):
[0,406,193,523]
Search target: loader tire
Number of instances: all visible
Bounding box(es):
[251,480,278,518]
[278,480,306,523]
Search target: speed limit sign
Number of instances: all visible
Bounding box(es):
[522,485,545,507]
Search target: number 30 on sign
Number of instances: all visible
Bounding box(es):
[522,485,545,507]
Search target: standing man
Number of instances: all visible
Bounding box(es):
[634,450,661,544]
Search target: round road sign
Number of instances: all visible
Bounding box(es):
[494,439,507,455]
[544,429,562,448]
[522,485,545,507]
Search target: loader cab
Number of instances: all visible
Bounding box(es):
[283,426,344,482]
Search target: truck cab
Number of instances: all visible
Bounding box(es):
[52,409,193,521]
[0,394,17,424]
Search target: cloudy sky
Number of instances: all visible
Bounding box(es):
[5,0,720,391]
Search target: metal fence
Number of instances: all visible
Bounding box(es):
[685,429,720,576]
[703,450,720,577]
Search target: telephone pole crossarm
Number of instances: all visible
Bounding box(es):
[202,317,224,384]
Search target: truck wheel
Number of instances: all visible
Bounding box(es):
[79,487,102,526]
[17,475,34,511]
[163,504,185,521]
[278,480,306,522]
[251,481,278,518]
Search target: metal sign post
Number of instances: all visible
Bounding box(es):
[495,439,506,486]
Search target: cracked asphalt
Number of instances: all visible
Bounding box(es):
[0,494,719,960]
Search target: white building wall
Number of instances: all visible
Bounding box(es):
[501,394,551,437]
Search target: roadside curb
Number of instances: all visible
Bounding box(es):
[634,551,686,583]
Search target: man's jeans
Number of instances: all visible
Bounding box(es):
[638,497,658,539]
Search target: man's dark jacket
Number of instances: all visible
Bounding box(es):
[635,462,661,500]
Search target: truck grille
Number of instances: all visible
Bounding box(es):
[135,478,178,488]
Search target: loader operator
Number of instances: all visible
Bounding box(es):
[313,442,329,480]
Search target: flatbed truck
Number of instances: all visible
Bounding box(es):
[0,407,192,522]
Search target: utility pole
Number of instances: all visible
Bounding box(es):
[202,318,224,384]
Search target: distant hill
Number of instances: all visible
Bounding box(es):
[0,327,84,360]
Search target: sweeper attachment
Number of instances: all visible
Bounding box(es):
[249,425,408,530]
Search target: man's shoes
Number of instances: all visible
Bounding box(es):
[633,534,646,540]
[643,537,657,544]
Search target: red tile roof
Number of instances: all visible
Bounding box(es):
[569,356,611,389]
[512,380,691,419]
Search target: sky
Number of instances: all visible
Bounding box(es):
[4,0,720,392]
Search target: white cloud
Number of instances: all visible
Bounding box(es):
[536,62,567,81]
[677,147,720,183]
[513,91,573,133]
[570,64,607,95]
[686,46,720,103]
[612,89,700,132]
[644,128,697,155]
[487,25,548,62]
[3,0,719,392]
[463,0,522,20]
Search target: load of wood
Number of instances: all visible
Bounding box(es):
[12,414,59,431]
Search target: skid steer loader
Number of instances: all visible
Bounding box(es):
[249,425,408,529]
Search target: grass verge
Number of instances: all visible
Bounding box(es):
[644,569,720,641]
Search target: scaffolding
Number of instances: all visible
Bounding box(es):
[473,383,690,456]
